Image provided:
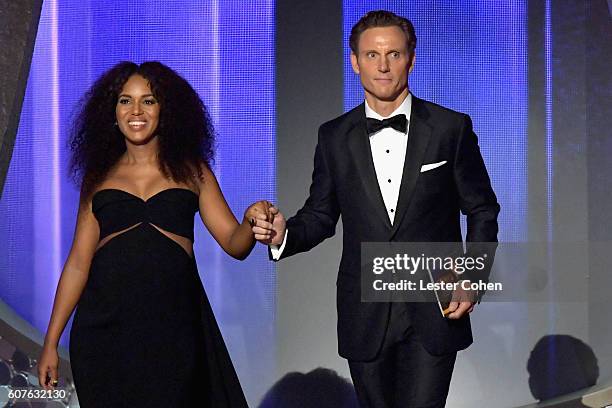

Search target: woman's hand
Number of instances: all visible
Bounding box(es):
[244,200,273,226]
[37,345,59,390]
[197,165,275,259]
[247,201,285,245]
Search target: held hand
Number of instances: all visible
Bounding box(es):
[251,205,286,245]
[268,206,286,245]
[446,281,476,319]
[37,345,59,390]
[244,200,273,225]
[245,200,275,243]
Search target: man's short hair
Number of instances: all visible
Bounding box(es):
[349,10,417,55]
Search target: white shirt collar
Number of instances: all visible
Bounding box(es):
[364,93,412,121]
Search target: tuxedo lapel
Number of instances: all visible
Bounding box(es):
[390,97,432,237]
[347,104,393,230]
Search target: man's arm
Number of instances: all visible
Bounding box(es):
[453,114,500,286]
[267,126,341,261]
[269,230,288,260]
[446,114,500,318]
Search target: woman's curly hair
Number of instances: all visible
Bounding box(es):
[69,61,215,199]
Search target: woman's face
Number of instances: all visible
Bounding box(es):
[115,74,160,145]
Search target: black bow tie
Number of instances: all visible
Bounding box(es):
[366,114,408,135]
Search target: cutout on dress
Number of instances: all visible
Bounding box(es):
[94,222,194,258]
[150,223,194,258]
[95,223,142,252]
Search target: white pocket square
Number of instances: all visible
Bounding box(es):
[420,160,447,173]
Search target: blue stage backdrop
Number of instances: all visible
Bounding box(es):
[0,0,275,403]
[344,1,528,243]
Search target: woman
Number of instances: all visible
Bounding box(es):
[37,61,273,407]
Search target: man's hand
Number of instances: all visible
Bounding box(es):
[446,280,476,319]
[251,205,286,245]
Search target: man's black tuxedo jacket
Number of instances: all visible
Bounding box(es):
[274,96,500,361]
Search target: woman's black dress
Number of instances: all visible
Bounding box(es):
[69,188,248,407]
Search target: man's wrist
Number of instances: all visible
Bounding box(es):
[274,229,287,246]
[456,278,479,303]
[270,229,288,260]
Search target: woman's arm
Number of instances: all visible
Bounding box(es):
[38,191,99,388]
[197,166,270,260]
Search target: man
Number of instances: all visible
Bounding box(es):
[252,10,499,408]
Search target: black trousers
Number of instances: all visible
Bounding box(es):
[348,303,457,408]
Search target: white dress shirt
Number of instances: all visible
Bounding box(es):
[365,93,412,224]
[271,94,413,259]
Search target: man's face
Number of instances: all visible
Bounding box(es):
[351,26,415,103]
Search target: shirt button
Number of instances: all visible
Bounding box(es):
[390,209,394,213]
[387,179,391,183]
[386,149,390,153]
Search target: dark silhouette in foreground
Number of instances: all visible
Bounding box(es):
[527,334,598,404]
[259,368,359,408]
